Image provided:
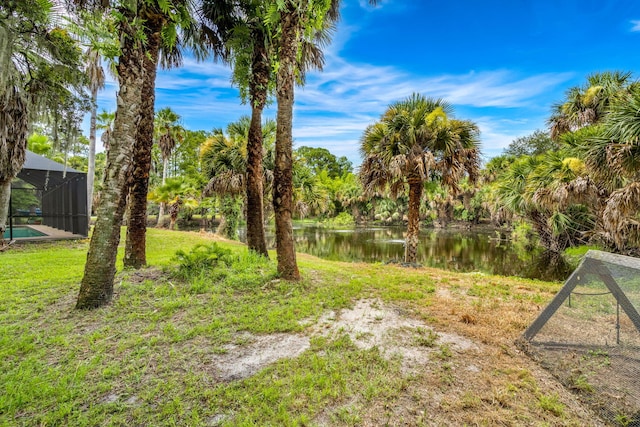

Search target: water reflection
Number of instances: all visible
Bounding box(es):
[238,225,572,282]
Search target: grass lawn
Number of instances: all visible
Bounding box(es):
[0,229,601,426]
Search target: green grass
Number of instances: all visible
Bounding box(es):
[0,228,594,426]
[0,230,398,426]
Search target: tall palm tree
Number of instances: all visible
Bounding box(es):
[68,11,113,216]
[123,0,229,267]
[262,0,379,278]
[154,107,184,228]
[200,0,271,254]
[261,0,339,279]
[84,46,105,218]
[77,1,147,309]
[204,0,329,257]
[201,117,276,239]
[360,93,481,264]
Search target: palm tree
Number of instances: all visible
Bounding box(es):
[148,177,199,230]
[292,159,329,219]
[95,110,115,151]
[155,107,184,228]
[206,0,330,257]
[548,71,632,139]
[580,85,640,253]
[77,1,148,309]
[360,93,481,264]
[199,0,273,255]
[201,117,276,239]
[262,0,342,280]
[123,0,226,268]
[68,11,112,217]
[84,46,106,218]
[201,127,246,239]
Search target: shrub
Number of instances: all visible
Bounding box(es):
[173,243,233,280]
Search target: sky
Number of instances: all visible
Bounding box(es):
[93,0,640,167]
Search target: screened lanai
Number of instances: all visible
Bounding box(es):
[6,150,88,240]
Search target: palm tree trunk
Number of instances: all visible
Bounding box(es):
[76,22,144,309]
[168,202,179,230]
[246,31,270,257]
[0,87,28,241]
[405,180,423,263]
[157,159,168,227]
[87,85,98,218]
[273,7,300,280]
[124,30,160,268]
[0,179,11,238]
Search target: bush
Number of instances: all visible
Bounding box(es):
[173,243,233,280]
[330,212,356,225]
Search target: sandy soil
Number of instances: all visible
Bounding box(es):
[207,297,607,426]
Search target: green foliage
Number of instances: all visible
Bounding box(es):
[218,196,242,239]
[172,243,233,280]
[413,327,439,347]
[568,374,594,393]
[27,133,51,155]
[511,221,537,244]
[563,245,601,258]
[296,146,353,178]
[537,393,565,416]
[504,130,558,157]
[322,211,355,227]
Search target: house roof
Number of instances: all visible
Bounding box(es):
[17,150,85,190]
[23,150,83,173]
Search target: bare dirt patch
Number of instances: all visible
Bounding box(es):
[211,333,311,381]
[210,299,479,382]
[207,297,604,425]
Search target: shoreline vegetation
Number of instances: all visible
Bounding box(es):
[1,228,605,425]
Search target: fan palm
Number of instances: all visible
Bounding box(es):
[148,177,199,230]
[582,84,640,252]
[548,71,632,139]
[76,1,149,309]
[262,0,377,279]
[201,117,275,239]
[154,107,184,228]
[84,46,105,217]
[360,93,481,263]
[202,0,274,255]
[67,11,113,216]
[124,0,233,267]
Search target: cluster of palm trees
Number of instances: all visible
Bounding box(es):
[490,71,640,255]
[66,0,376,308]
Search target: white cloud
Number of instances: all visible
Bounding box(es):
[89,33,571,165]
[631,20,640,32]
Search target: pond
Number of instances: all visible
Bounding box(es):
[239,224,573,282]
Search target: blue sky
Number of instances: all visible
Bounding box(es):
[94,0,640,167]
